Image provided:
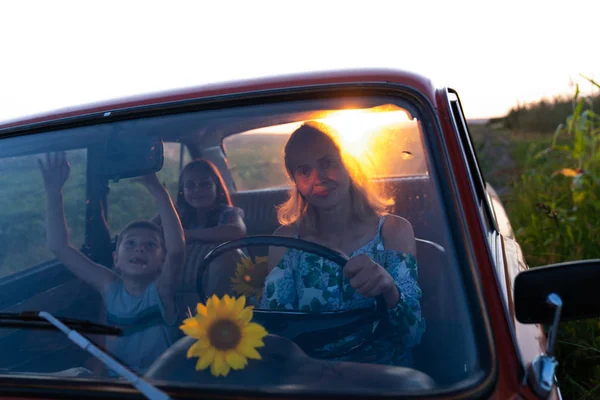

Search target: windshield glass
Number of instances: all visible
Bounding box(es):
[0,96,487,396]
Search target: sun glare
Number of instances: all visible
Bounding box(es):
[233,106,424,180]
[317,109,411,158]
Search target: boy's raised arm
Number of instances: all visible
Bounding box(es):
[134,174,185,293]
[39,152,117,293]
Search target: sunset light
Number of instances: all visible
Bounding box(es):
[235,106,426,180]
[317,109,411,158]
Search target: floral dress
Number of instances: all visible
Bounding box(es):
[260,215,426,367]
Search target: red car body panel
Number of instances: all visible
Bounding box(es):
[434,90,522,399]
[0,68,553,399]
[0,69,436,130]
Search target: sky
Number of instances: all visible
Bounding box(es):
[1,0,598,123]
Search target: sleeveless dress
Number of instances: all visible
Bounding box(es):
[260,215,426,367]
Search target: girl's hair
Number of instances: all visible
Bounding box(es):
[176,159,232,229]
[277,121,394,232]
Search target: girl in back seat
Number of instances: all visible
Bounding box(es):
[152,159,246,292]
[261,121,426,368]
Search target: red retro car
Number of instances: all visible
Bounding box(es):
[0,69,596,399]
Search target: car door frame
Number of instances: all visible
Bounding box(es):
[446,89,561,399]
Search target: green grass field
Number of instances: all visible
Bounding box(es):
[470,110,600,399]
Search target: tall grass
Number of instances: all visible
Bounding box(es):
[502,77,600,399]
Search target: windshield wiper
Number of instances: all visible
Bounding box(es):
[0,312,121,335]
[37,311,171,400]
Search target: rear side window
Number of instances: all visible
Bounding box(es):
[0,149,86,277]
[222,131,290,191]
[222,111,428,192]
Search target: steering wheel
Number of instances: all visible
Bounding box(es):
[197,235,390,360]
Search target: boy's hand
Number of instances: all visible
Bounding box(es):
[38,152,71,193]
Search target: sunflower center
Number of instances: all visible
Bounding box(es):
[208,319,242,350]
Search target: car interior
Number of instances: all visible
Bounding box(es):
[0,96,483,390]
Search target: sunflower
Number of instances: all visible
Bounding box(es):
[230,255,269,300]
[180,295,268,377]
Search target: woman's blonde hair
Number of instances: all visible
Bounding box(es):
[277,121,394,232]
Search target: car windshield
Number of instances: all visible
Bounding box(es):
[0,95,489,397]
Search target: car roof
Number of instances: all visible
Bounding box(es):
[0,68,438,130]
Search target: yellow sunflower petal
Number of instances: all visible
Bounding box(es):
[238,307,253,324]
[244,323,268,340]
[241,256,253,269]
[195,347,216,371]
[223,294,237,313]
[211,352,230,377]
[231,282,242,295]
[180,316,200,329]
[225,350,248,370]
[180,321,206,339]
[238,336,265,350]
[234,296,246,313]
[209,295,221,310]
[187,339,211,358]
[196,303,208,317]
[221,296,231,309]
[234,263,245,277]
[237,344,262,360]
[179,322,193,334]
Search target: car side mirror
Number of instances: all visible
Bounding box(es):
[514,259,600,325]
[101,130,164,182]
[514,259,600,398]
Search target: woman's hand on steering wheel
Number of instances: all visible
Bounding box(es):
[343,254,399,309]
[199,235,391,360]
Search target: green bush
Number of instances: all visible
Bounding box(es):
[505,78,600,399]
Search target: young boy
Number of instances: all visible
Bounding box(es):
[39,152,185,374]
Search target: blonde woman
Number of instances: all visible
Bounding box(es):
[260,121,426,367]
